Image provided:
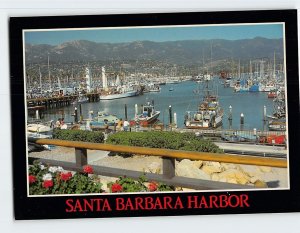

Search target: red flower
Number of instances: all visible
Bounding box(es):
[43,180,53,188]
[111,183,123,193]
[60,172,72,181]
[28,175,37,184]
[148,182,158,192]
[83,165,93,174]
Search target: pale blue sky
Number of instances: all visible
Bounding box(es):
[25,24,283,45]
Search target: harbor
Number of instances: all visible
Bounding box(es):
[24,25,288,192]
[28,79,284,133]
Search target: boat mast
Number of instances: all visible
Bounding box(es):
[85,67,92,92]
[250,60,252,79]
[273,51,276,79]
[39,66,42,89]
[48,55,52,91]
[210,41,213,76]
[102,66,108,89]
[238,59,241,79]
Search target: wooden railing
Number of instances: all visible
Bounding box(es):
[28,138,287,190]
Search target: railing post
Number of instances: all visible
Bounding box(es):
[75,148,87,167]
[163,157,175,179]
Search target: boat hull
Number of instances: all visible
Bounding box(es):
[138,111,160,124]
[100,91,138,100]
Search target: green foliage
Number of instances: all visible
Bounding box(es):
[106,131,223,153]
[114,176,147,192]
[28,161,103,195]
[53,129,104,143]
[156,183,175,192]
[108,175,175,193]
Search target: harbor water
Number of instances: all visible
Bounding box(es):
[37,79,275,131]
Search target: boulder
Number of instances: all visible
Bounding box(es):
[202,161,223,175]
[259,166,272,173]
[176,159,210,180]
[144,162,161,174]
[220,163,238,170]
[211,173,220,181]
[250,176,262,184]
[238,164,263,177]
[218,169,251,185]
[254,180,268,188]
[193,160,203,169]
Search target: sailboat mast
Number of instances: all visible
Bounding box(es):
[48,55,52,90]
[210,42,213,76]
[273,51,276,79]
[238,59,241,79]
[250,60,252,79]
[39,66,42,89]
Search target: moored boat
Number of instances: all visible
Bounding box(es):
[100,67,140,100]
[136,101,160,124]
[184,79,224,129]
[90,111,119,127]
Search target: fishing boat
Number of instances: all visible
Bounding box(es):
[267,91,286,131]
[184,79,223,129]
[223,77,231,87]
[268,119,286,131]
[267,90,277,98]
[100,87,139,100]
[148,83,161,92]
[90,111,119,127]
[100,67,139,100]
[136,101,160,124]
[72,93,89,105]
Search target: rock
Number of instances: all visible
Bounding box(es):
[227,179,238,184]
[218,169,251,185]
[238,164,262,177]
[219,177,227,183]
[211,173,220,181]
[176,159,210,180]
[144,162,161,174]
[181,187,197,192]
[254,180,268,188]
[193,160,203,169]
[259,166,272,173]
[250,176,261,184]
[220,163,238,170]
[202,161,223,175]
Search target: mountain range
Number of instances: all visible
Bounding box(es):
[25,37,284,65]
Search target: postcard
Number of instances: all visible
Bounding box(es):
[10,9,299,220]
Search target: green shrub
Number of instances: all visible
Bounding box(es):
[106,131,223,153]
[53,129,104,143]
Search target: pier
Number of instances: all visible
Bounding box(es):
[27,93,100,109]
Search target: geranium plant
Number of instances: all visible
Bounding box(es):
[108,176,174,193]
[28,161,103,195]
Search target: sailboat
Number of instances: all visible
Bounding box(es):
[184,77,224,129]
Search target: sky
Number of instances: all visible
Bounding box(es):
[24,23,284,45]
